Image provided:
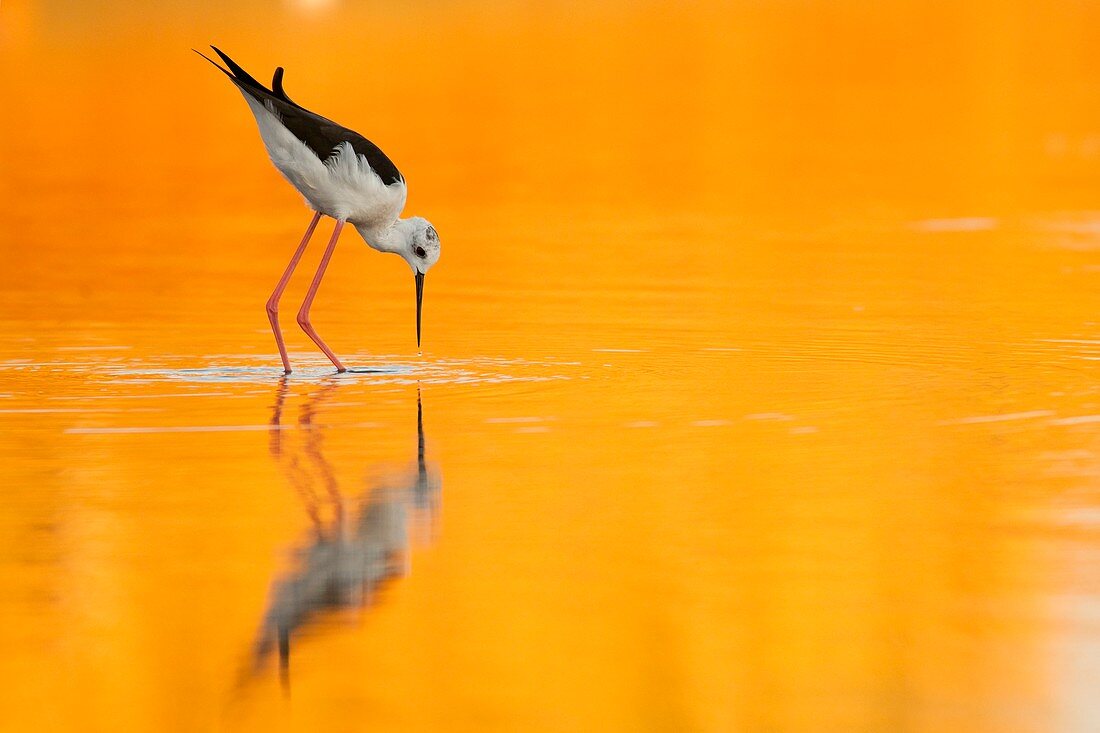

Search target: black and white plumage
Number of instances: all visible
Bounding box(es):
[197,46,440,372]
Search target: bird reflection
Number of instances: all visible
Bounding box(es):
[254,379,440,688]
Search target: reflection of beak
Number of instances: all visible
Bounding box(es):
[415,272,425,349]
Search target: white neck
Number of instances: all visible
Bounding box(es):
[356,218,411,254]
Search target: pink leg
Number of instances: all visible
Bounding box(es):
[267,212,322,374]
[297,219,346,373]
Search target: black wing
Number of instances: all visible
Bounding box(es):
[196,47,404,186]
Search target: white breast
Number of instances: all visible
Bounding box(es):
[241,94,407,227]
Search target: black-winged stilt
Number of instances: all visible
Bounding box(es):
[196,46,440,374]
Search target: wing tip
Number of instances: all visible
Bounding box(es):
[207,46,269,92]
[194,47,232,77]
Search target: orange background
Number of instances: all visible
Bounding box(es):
[4,1,1100,731]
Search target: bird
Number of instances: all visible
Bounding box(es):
[195,46,441,374]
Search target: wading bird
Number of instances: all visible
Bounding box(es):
[196,46,440,373]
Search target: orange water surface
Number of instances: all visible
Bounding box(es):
[4,1,1100,731]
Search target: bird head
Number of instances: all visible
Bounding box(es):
[400,217,441,276]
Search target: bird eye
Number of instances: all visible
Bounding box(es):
[414,246,427,258]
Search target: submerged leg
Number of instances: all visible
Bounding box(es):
[297,219,347,372]
[267,212,322,374]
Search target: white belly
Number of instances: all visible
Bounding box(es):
[242,95,407,227]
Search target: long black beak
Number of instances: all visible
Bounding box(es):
[415,272,425,350]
